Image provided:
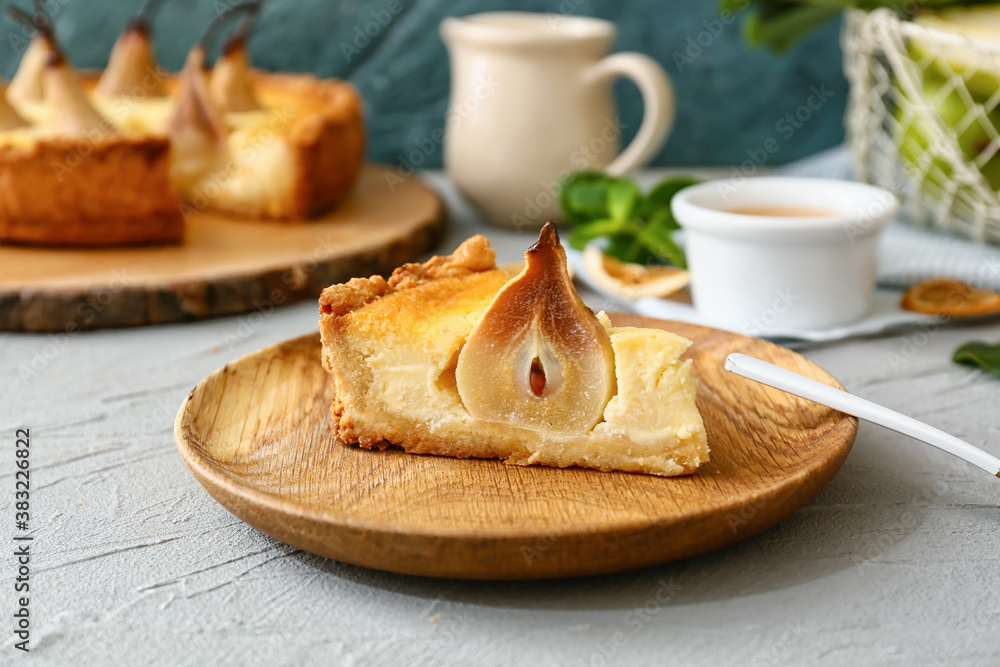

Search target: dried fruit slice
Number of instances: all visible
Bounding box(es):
[583,245,690,300]
[901,278,1000,317]
[455,223,616,433]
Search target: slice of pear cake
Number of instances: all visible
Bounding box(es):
[319,224,708,477]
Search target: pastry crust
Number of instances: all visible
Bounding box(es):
[256,72,365,220]
[319,236,710,477]
[174,71,366,221]
[0,136,184,246]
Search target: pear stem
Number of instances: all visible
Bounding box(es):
[528,221,560,256]
[222,1,262,56]
[130,0,171,33]
[196,1,258,60]
[7,4,52,40]
[6,5,62,63]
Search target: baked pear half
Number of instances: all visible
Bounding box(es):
[319,223,709,477]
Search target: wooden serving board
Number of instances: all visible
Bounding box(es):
[0,165,445,332]
[174,314,858,580]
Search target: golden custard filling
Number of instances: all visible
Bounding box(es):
[320,225,709,477]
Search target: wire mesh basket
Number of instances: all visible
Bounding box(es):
[844,8,1000,245]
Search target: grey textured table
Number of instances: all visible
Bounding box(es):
[1,171,999,666]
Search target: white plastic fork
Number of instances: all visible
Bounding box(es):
[725,353,1000,479]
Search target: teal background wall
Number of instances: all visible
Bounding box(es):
[1,0,848,167]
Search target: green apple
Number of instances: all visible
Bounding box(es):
[897,7,1000,193]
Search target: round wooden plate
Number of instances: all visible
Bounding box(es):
[174,313,858,580]
[0,165,445,332]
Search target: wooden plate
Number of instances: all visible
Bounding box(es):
[174,314,857,580]
[0,165,444,332]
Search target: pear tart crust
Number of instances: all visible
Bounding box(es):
[251,72,365,221]
[319,236,710,477]
[0,137,183,246]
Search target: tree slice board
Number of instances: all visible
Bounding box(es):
[174,314,858,580]
[0,165,445,333]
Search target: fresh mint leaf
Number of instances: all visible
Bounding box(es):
[606,179,640,223]
[605,234,655,265]
[953,341,1000,378]
[644,176,699,223]
[559,171,612,224]
[568,218,622,250]
[639,228,687,269]
[559,169,697,268]
[646,208,680,234]
[751,5,839,53]
[724,1,960,54]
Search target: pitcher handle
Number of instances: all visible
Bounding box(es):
[586,53,675,176]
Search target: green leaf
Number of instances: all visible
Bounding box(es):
[646,176,700,214]
[606,179,640,223]
[754,5,840,53]
[641,176,699,229]
[559,171,612,225]
[568,218,622,250]
[604,234,654,265]
[638,228,688,269]
[559,169,696,268]
[646,208,680,232]
[953,341,1000,378]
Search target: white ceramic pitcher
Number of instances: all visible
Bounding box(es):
[440,12,675,229]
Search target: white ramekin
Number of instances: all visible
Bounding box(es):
[671,177,899,335]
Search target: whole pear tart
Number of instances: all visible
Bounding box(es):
[319,224,709,477]
[0,2,364,247]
